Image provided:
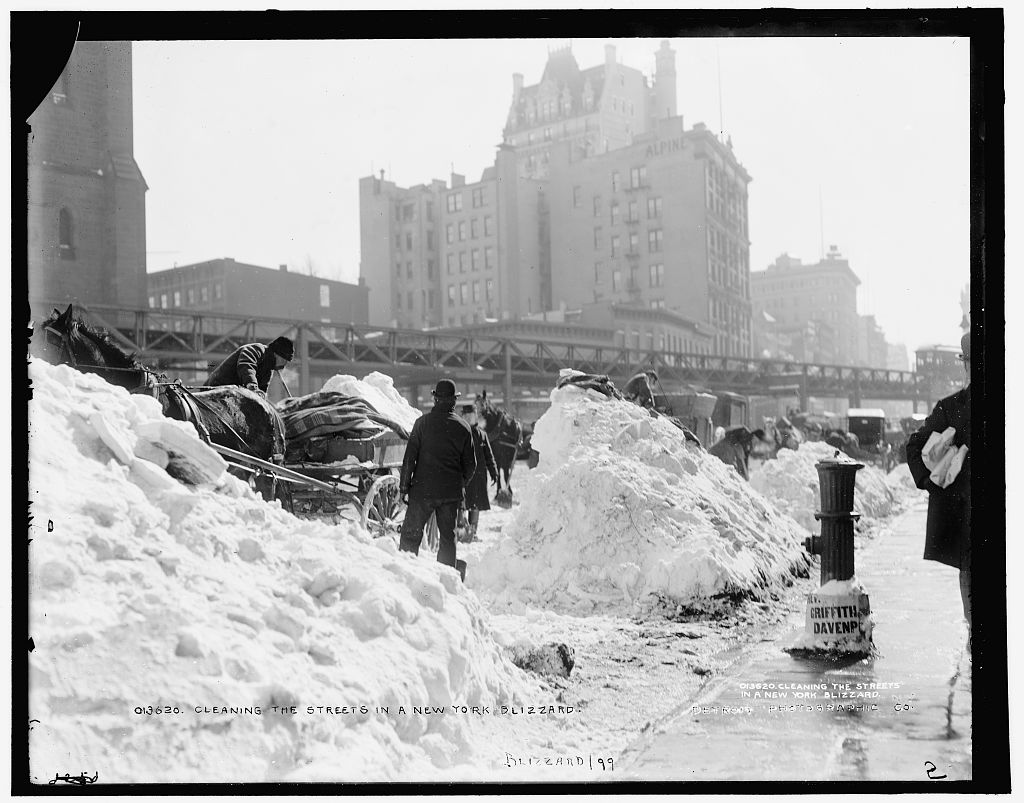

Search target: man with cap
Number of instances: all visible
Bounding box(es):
[906,330,972,648]
[205,336,294,396]
[399,379,477,575]
[623,368,659,410]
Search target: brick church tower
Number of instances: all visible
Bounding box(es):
[27,40,147,308]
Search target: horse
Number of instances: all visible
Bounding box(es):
[474,389,523,505]
[35,305,286,470]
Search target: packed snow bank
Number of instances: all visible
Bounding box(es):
[885,462,920,494]
[749,441,899,532]
[321,371,421,432]
[470,381,811,616]
[28,360,539,783]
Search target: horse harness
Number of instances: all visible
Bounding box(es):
[41,323,162,393]
[160,381,260,457]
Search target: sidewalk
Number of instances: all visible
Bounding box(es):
[620,499,972,781]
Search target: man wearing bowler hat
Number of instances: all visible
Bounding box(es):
[399,379,477,576]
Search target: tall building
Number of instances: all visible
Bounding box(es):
[886,342,910,372]
[857,314,889,368]
[359,41,753,356]
[750,247,861,365]
[147,258,369,328]
[28,41,147,308]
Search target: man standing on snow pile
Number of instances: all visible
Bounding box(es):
[399,380,477,577]
[205,337,294,397]
[623,368,659,409]
[906,330,972,649]
[708,426,767,481]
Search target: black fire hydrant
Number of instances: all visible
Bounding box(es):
[803,453,864,585]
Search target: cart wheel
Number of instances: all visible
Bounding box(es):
[361,475,406,539]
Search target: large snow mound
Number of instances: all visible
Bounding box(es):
[749,441,899,532]
[28,360,537,783]
[320,371,421,431]
[470,384,811,615]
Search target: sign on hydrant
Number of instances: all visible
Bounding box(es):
[789,452,873,656]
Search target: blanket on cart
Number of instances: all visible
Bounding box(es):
[277,392,411,444]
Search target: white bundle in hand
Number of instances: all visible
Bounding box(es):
[922,426,967,488]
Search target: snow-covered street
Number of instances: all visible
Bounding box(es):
[27,361,923,782]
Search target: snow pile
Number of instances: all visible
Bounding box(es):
[470,382,811,615]
[28,360,540,783]
[885,463,920,494]
[749,441,898,532]
[321,371,421,431]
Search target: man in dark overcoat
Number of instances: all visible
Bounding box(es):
[206,336,294,395]
[906,331,972,640]
[707,426,766,481]
[399,380,477,571]
[462,404,498,541]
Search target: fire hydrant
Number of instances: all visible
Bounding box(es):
[791,451,873,655]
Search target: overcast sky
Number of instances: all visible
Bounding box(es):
[133,36,970,354]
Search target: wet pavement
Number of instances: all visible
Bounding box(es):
[621,499,972,782]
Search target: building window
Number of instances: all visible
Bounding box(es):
[484,215,494,236]
[446,224,454,244]
[471,249,481,271]
[628,200,639,223]
[427,259,435,279]
[407,291,414,309]
[406,232,413,250]
[471,218,479,239]
[187,288,195,305]
[426,201,433,222]
[612,270,622,292]
[447,285,456,304]
[403,203,415,221]
[486,279,494,300]
[58,207,75,259]
[396,260,402,276]
[630,165,648,188]
[473,280,481,302]
[594,261,603,282]
[629,232,639,254]
[395,205,402,221]
[447,192,463,213]
[200,286,209,303]
[649,263,664,287]
[396,292,402,310]
[472,187,484,208]
[593,195,602,217]
[485,247,495,270]
[406,261,413,278]
[610,202,621,226]
[610,234,621,258]
[593,226,603,250]
[446,254,455,274]
[460,282,469,304]
[173,291,181,307]
[647,197,663,218]
[427,230,434,250]
[428,289,435,309]
[611,171,621,192]
[395,234,401,250]
[573,186,583,208]
[148,296,155,308]
[459,252,468,273]
[160,293,168,308]
[458,221,467,241]
[544,127,552,141]
[648,228,663,253]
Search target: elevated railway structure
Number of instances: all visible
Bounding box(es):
[30,302,940,410]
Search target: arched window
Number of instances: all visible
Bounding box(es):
[58,207,75,259]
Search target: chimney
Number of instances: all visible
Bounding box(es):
[512,72,523,97]
[379,169,385,181]
[605,44,616,66]
[279,264,288,272]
